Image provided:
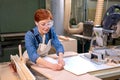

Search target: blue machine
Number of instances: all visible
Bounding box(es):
[101,4,120,45]
[102,4,120,31]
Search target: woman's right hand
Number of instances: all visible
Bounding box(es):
[36,57,64,71]
[51,63,64,71]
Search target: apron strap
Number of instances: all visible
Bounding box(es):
[30,29,52,44]
[42,35,45,44]
[30,29,40,44]
[48,29,52,39]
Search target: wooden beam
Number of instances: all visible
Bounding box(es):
[11,55,35,80]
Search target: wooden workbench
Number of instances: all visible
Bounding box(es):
[1,57,120,80]
[31,65,101,80]
[1,52,120,80]
[0,62,101,80]
[31,53,120,80]
[30,53,101,80]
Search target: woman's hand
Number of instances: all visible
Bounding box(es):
[50,52,65,71]
[58,52,65,67]
[50,63,63,71]
[49,52,65,71]
[36,56,64,71]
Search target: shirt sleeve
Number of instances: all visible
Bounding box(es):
[50,27,64,56]
[25,31,39,63]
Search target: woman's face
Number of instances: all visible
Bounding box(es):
[35,19,53,35]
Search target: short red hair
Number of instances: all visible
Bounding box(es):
[34,9,53,22]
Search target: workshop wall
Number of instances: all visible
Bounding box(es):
[1,0,120,62]
[0,0,45,33]
[0,0,46,62]
[87,0,120,21]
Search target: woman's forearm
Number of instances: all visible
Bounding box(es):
[36,57,63,70]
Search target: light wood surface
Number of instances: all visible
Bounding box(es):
[59,36,77,52]
[48,51,78,59]
[18,44,23,61]
[0,62,20,80]
[88,66,120,79]
[11,55,35,80]
[31,53,120,80]
[31,65,101,80]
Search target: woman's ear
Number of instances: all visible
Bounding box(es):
[35,21,38,26]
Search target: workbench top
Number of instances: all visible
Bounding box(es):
[0,62,19,80]
[31,53,120,80]
[31,64,101,80]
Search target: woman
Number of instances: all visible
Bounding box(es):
[24,9,65,71]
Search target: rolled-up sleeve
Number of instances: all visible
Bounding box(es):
[51,28,64,56]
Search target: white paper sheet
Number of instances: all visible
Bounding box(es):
[63,56,97,75]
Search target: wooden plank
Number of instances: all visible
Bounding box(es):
[11,55,36,80]
[11,55,27,80]
[15,55,35,80]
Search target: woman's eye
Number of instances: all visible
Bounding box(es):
[41,23,46,26]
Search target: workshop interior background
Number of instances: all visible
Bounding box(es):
[0,0,120,62]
